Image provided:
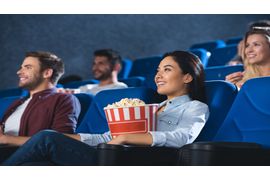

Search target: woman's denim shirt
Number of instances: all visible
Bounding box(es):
[149,95,209,148]
[79,95,209,148]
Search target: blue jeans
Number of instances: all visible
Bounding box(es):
[2,130,98,165]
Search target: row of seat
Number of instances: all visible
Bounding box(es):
[95,77,270,165]
[0,64,244,98]
[64,77,270,165]
[190,37,242,53]
[118,38,240,81]
[1,80,235,135]
[65,64,244,90]
[0,37,242,96]
[1,77,270,165]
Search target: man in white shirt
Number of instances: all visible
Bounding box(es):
[0,51,80,146]
[59,49,127,95]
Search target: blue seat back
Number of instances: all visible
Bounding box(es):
[226,36,242,45]
[207,45,238,67]
[119,76,145,87]
[129,56,162,90]
[118,58,133,79]
[190,40,226,53]
[190,48,210,68]
[196,80,238,141]
[73,93,94,127]
[76,87,164,134]
[205,65,244,80]
[214,77,270,148]
[0,96,20,121]
[0,88,28,98]
[63,79,99,89]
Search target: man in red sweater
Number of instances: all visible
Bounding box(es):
[0,51,80,146]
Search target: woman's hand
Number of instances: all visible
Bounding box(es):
[225,71,244,84]
[107,133,153,146]
[107,135,126,145]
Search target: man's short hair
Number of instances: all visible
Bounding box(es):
[94,49,122,68]
[25,51,64,84]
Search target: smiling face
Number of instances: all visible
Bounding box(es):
[17,57,44,90]
[245,34,270,66]
[154,56,192,100]
[91,56,113,81]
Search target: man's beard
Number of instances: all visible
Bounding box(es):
[94,71,112,81]
[19,74,44,90]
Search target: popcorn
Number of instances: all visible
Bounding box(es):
[105,98,145,108]
[104,98,159,137]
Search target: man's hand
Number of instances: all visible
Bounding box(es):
[225,71,244,85]
[0,125,3,134]
[0,125,8,145]
[57,88,76,94]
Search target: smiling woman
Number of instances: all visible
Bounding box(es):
[156,51,206,103]
[226,28,270,89]
[244,29,270,69]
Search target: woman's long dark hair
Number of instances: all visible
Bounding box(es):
[162,50,206,103]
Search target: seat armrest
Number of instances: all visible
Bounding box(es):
[96,143,179,165]
[0,145,19,163]
[178,142,270,165]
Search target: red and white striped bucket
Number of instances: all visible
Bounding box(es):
[104,104,159,137]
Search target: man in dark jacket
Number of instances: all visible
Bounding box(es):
[0,51,80,146]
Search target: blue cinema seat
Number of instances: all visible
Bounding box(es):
[190,40,226,53]
[119,76,145,87]
[73,93,94,127]
[118,58,133,79]
[205,64,244,81]
[63,79,99,89]
[128,56,162,90]
[0,88,28,99]
[195,80,238,141]
[214,77,270,147]
[0,96,20,121]
[206,44,238,67]
[96,80,238,165]
[226,36,242,45]
[190,48,210,67]
[76,87,165,134]
[179,77,270,165]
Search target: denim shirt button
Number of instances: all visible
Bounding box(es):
[168,121,172,124]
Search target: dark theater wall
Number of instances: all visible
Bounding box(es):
[0,14,269,89]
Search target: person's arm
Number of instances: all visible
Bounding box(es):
[64,133,81,141]
[107,133,153,146]
[51,94,81,133]
[0,134,81,147]
[57,88,80,94]
[0,127,29,146]
[0,135,30,146]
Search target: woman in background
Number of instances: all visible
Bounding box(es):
[226,28,270,89]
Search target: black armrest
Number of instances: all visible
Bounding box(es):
[178,142,270,165]
[96,143,179,166]
[0,145,19,163]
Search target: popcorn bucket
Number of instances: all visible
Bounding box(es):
[104,104,159,137]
